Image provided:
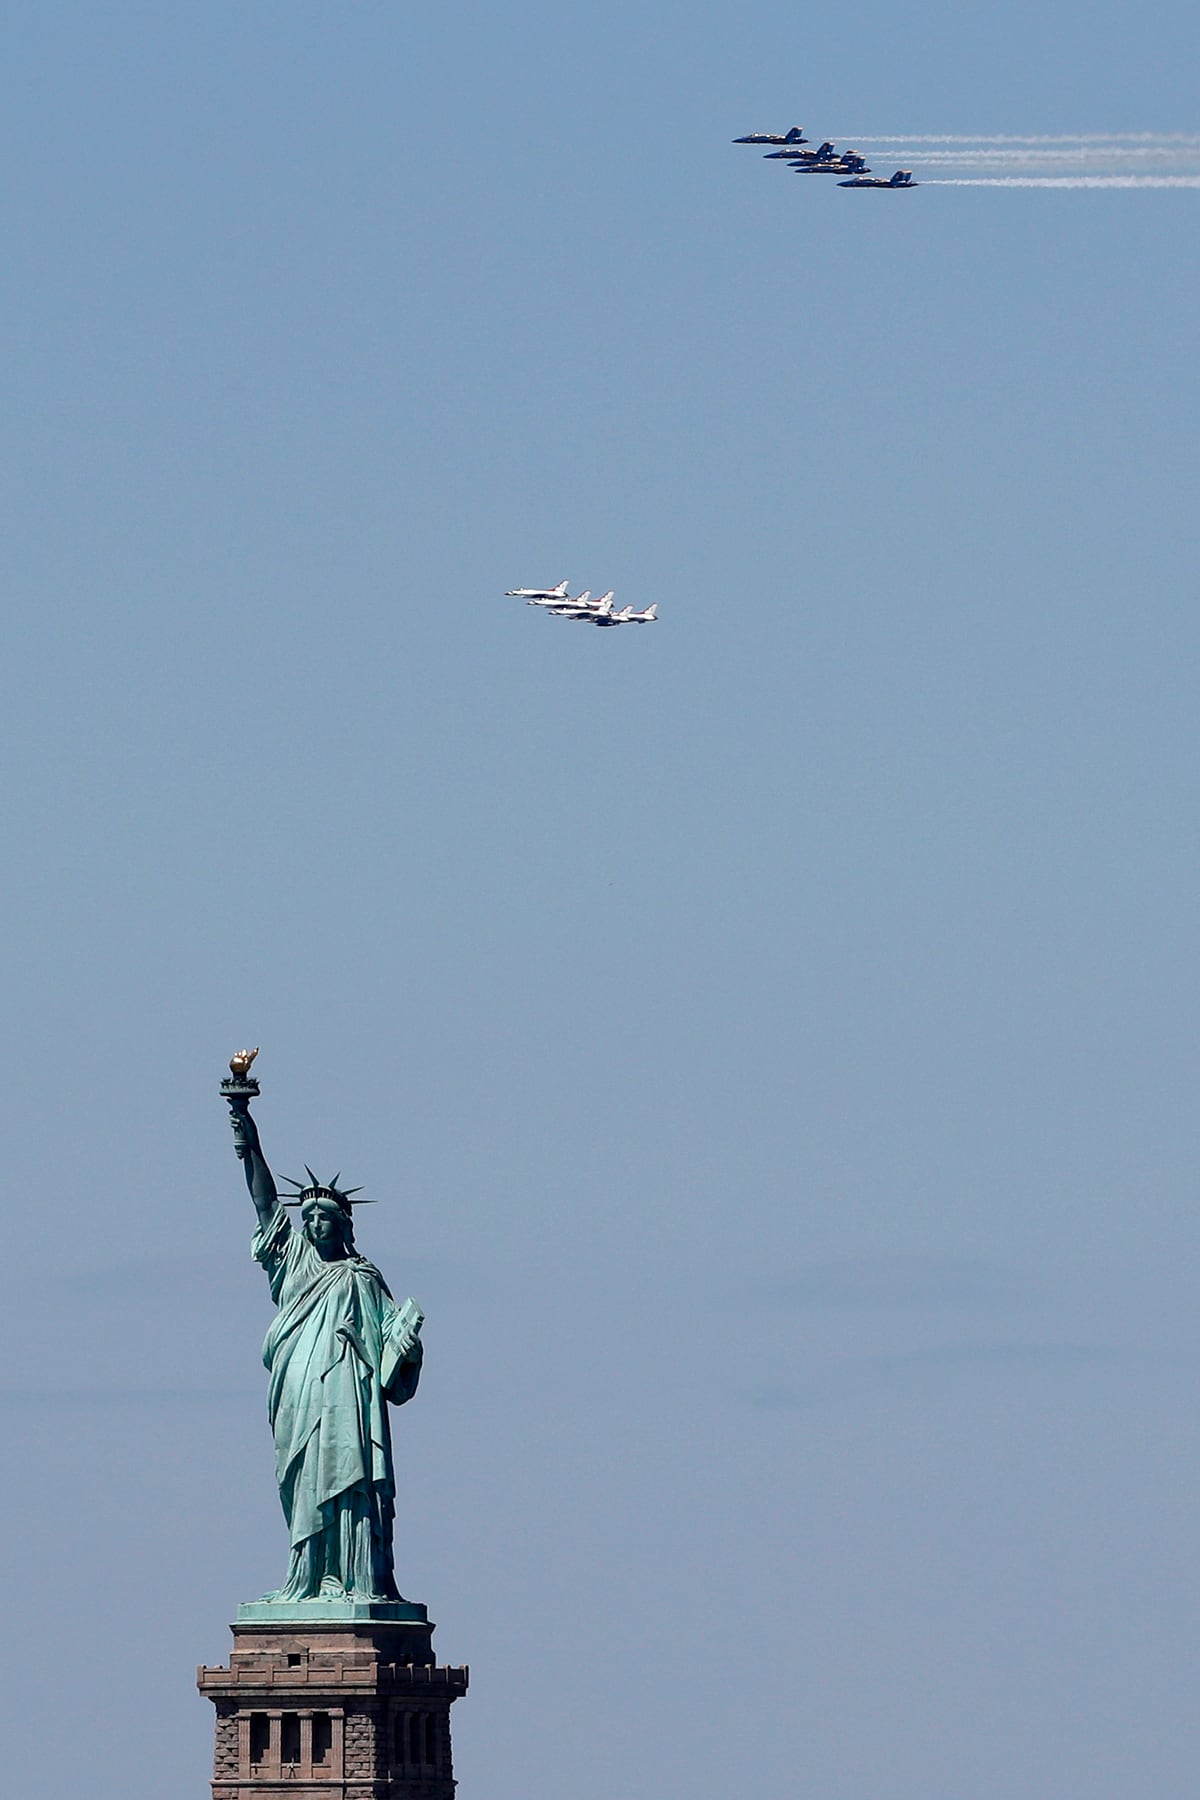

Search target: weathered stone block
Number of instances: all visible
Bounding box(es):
[198,1615,468,1798]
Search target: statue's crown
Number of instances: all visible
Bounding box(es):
[278,1167,373,1211]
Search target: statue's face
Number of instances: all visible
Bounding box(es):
[302,1200,348,1257]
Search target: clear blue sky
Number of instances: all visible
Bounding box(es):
[2,4,1199,1796]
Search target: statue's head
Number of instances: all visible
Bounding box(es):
[301,1193,354,1257]
[282,1168,365,1260]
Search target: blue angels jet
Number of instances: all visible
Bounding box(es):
[838,169,917,189]
[764,138,838,162]
[733,126,808,145]
[792,151,871,175]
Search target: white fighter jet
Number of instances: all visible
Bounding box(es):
[505,579,570,600]
[569,591,615,620]
[532,597,593,619]
[592,603,657,627]
[546,590,609,618]
[565,601,658,628]
[541,588,593,612]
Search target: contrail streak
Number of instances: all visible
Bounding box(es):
[794,128,1200,190]
[841,132,1200,145]
[924,175,1200,188]
[886,152,1200,174]
[891,147,1200,162]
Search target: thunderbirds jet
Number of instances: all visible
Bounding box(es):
[587,604,657,628]
[542,589,597,614]
[551,591,614,620]
[733,127,808,145]
[506,579,570,600]
[529,587,591,610]
[764,139,838,162]
[838,169,917,189]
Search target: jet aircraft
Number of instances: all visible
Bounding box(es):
[791,151,869,174]
[585,603,658,628]
[733,127,808,145]
[551,592,614,620]
[506,579,570,599]
[764,139,837,162]
[548,589,600,614]
[838,169,917,188]
[528,587,590,609]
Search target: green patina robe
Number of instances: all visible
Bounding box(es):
[253,1205,421,1600]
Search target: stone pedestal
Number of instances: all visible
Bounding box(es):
[198,1608,468,1799]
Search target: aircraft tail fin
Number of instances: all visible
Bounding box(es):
[552,579,569,597]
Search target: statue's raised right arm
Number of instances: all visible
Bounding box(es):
[227,1094,279,1230]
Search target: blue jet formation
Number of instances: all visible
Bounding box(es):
[733,122,917,191]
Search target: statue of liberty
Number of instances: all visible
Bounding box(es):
[221,1052,424,1606]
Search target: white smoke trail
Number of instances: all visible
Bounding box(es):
[923,175,1200,188]
[781,128,1200,189]
[890,147,1200,163]
[841,132,1200,145]
[824,131,1200,182]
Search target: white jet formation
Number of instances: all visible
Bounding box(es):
[503,582,658,628]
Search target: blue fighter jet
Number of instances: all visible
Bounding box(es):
[733,126,808,145]
[764,138,838,162]
[838,169,917,189]
[792,151,871,175]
